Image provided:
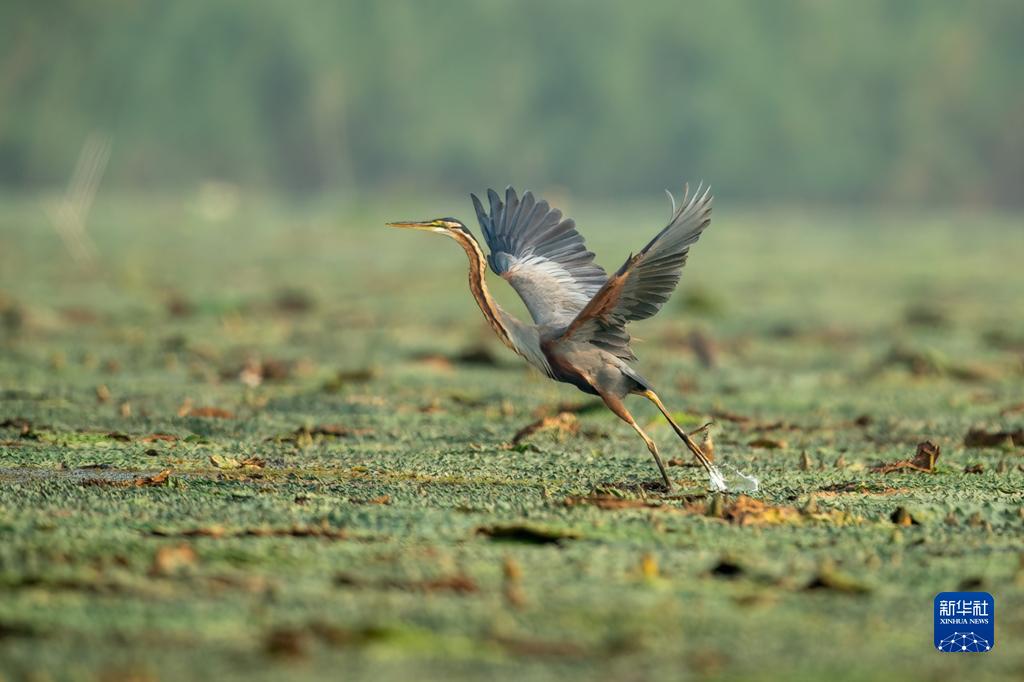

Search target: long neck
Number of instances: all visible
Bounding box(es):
[447,229,517,351]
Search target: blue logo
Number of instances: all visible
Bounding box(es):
[934,592,994,652]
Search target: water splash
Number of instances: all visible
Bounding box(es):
[704,462,759,493]
[722,462,760,492]
[706,463,728,492]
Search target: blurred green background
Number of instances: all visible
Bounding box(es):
[2,0,1023,205]
[3,4,1024,682]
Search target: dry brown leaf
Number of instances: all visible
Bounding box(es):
[209,454,241,469]
[334,572,477,594]
[477,524,581,544]
[564,495,663,511]
[183,406,235,419]
[149,543,197,576]
[81,469,171,488]
[304,424,374,437]
[415,354,454,371]
[891,506,918,526]
[511,412,579,445]
[749,437,787,449]
[720,495,801,526]
[265,628,307,658]
[351,495,390,505]
[872,441,940,473]
[139,433,178,443]
[151,524,350,540]
[964,427,1023,448]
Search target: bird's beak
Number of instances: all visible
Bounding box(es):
[386,220,436,230]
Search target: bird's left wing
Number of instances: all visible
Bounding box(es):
[557,184,713,361]
[472,187,607,328]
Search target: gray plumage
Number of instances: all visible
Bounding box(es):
[472,188,607,328]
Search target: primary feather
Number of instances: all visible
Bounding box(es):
[559,184,713,361]
[472,187,607,328]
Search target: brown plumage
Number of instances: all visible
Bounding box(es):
[388,184,721,491]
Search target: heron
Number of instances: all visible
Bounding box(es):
[388,184,724,492]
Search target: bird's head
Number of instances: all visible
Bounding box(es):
[386,217,469,237]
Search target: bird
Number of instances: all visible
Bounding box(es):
[388,184,722,492]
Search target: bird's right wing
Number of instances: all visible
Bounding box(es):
[472,187,608,328]
[557,184,713,361]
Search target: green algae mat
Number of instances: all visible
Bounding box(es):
[1,195,1023,681]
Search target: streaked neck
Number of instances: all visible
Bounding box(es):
[447,229,516,351]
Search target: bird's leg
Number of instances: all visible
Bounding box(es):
[642,390,716,481]
[597,391,674,491]
[629,421,674,492]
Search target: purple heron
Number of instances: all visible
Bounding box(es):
[388,184,721,491]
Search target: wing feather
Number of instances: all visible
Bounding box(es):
[472,187,607,327]
[559,184,713,361]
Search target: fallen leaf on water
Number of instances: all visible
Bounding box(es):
[491,635,587,659]
[964,427,1023,448]
[275,424,375,444]
[139,433,178,443]
[454,345,499,366]
[719,495,800,526]
[913,441,941,469]
[243,526,348,539]
[686,422,716,462]
[274,288,316,314]
[707,557,745,578]
[564,495,668,511]
[477,524,581,544]
[749,437,787,450]
[235,357,292,387]
[890,506,918,526]
[531,400,604,418]
[179,401,235,419]
[805,562,871,594]
[352,495,390,505]
[0,418,33,436]
[151,525,226,538]
[871,441,940,473]
[209,454,241,469]
[80,469,171,488]
[709,410,751,424]
[265,628,307,658]
[414,354,453,371]
[149,543,197,576]
[817,482,908,496]
[511,412,579,445]
[334,572,477,594]
[502,556,526,608]
[151,524,351,540]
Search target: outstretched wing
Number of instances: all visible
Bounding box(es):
[472,187,607,328]
[558,184,713,362]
